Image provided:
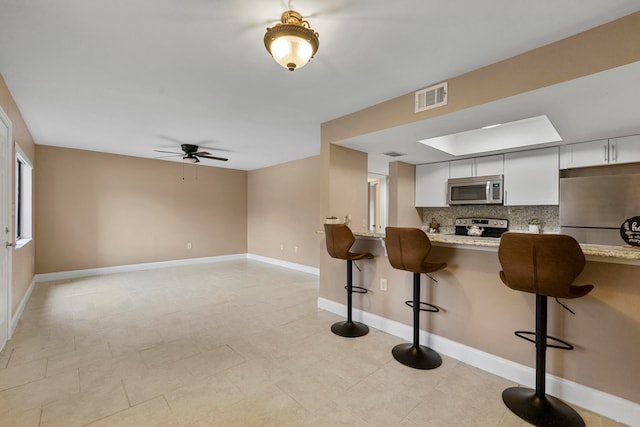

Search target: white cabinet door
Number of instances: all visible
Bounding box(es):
[415,162,449,207]
[449,158,474,178]
[559,140,608,169]
[609,134,640,164]
[504,147,559,206]
[449,154,503,178]
[475,154,504,176]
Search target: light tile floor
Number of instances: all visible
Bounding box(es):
[0,260,628,426]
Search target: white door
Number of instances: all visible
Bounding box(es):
[0,107,11,350]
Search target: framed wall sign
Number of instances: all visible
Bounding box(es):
[620,217,640,247]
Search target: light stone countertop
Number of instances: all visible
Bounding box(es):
[349,231,640,264]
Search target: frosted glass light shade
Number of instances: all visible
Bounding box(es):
[269,35,314,71]
[264,10,319,71]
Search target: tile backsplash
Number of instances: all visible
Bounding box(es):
[422,205,559,234]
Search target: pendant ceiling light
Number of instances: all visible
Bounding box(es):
[264,10,319,71]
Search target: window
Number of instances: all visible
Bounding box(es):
[15,147,32,247]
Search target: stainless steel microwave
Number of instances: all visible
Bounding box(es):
[447,175,503,205]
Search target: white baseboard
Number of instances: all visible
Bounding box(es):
[10,277,35,339]
[34,254,319,283]
[247,254,320,276]
[317,297,640,427]
[34,254,247,283]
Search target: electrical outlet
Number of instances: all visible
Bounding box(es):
[380,278,387,291]
[187,242,192,249]
[280,244,284,251]
[294,246,299,253]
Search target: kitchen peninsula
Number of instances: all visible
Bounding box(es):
[320,227,640,423]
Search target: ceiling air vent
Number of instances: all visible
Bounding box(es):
[415,82,447,113]
[383,151,406,157]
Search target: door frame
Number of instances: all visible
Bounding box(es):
[0,105,12,347]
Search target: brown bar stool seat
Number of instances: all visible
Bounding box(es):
[385,227,446,370]
[324,224,374,337]
[498,232,594,427]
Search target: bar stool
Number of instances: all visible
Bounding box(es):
[324,224,374,337]
[498,232,594,427]
[385,227,446,370]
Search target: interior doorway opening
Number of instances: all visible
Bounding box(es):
[368,173,388,234]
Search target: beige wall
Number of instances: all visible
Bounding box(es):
[388,161,422,228]
[328,144,368,231]
[319,13,640,405]
[35,145,248,273]
[248,155,321,267]
[0,74,36,316]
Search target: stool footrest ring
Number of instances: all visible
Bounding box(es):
[344,285,368,294]
[514,331,574,350]
[405,300,439,313]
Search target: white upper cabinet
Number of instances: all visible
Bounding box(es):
[560,135,640,168]
[415,162,449,207]
[559,139,608,169]
[504,147,559,206]
[449,154,504,178]
[609,135,640,164]
[475,154,504,176]
[449,158,474,179]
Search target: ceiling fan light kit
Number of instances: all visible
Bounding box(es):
[183,156,199,164]
[264,10,319,71]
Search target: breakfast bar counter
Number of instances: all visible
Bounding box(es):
[350,231,640,264]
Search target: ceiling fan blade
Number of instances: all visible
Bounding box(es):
[193,151,211,156]
[154,150,183,155]
[154,154,183,159]
[198,154,229,162]
[305,6,343,19]
[156,136,185,144]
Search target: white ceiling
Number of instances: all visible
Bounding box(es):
[1,1,639,171]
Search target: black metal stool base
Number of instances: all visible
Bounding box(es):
[392,343,442,370]
[331,320,369,338]
[502,387,585,427]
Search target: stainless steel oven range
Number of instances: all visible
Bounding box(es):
[455,217,509,238]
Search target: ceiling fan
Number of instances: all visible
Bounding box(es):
[154,144,228,163]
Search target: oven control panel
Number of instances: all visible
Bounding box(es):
[455,218,509,228]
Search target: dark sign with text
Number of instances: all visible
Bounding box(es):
[620,217,640,247]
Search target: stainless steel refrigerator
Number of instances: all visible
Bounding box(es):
[559,173,640,245]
